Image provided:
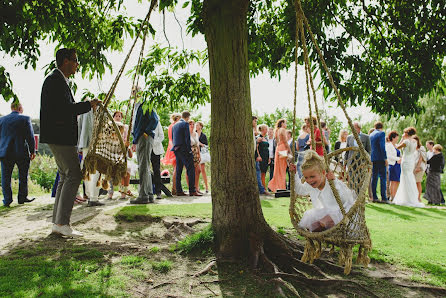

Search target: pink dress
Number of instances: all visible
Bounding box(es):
[161,123,176,165]
[268,142,288,192]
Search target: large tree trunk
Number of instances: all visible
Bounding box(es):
[203,0,271,260]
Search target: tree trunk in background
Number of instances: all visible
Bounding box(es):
[203,0,271,261]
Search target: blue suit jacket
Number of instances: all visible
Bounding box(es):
[0,111,35,159]
[171,119,191,152]
[132,105,159,144]
[370,130,387,162]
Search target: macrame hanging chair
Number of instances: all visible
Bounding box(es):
[82,0,157,187]
[289,0,373,275]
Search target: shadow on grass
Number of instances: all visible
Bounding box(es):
[422,207,446,217]
[0,237,117,297]
[410,261,446,287]
[260,200,273,208]
[367,204,416,220]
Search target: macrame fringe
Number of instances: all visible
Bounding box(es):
[83,153,127,187]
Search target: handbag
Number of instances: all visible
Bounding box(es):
[200,145,211,164]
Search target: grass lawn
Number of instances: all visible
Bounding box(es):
[115,198,446,287]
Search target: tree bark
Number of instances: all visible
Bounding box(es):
[203,0,271,260]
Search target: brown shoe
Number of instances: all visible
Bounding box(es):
[176,192,188,196]
[190,191,203,197]
[171,189,177,196]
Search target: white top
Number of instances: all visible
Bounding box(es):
[415,146,427,172]
[385,142,399,166]
[268,138,274,158]
[427,150,434,161]
[294,174,356,211]
[77,110,94,149]
[152,122,165,155]
[191,132,199,146]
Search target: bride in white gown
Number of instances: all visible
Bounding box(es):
[393,127,425,207]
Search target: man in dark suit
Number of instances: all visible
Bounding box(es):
[370,121,388,203]
[171,111,201,196]
[0,102,36,207]
[40,48,98,237]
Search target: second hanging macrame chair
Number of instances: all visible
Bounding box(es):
[288,0,373,275]
[82,0,157,187]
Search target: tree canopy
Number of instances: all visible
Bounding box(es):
[1,0,445,116]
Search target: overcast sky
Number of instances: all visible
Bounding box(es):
[0,1,376,127]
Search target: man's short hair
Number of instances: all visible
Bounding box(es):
[426,140,435,146]
[10,101,21,111]
[320,121,326,128]
[182,111,191,119]
[56,48,76,67]
[353,122,361,129]
[374,121,383,130]
[252,115,258,120]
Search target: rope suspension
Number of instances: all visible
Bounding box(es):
[289,0,372,275]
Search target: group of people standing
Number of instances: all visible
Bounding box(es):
[334,121,444,207]
[162,111,209,197]
[35,48,211,237]
[252,116,330,195]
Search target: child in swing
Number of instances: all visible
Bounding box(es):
[289,150,356,232]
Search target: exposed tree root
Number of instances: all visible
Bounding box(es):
[392,282,446,296]
[149,280,176,290]
[192,259,217,277]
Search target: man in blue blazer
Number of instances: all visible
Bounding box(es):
[0,102,36,207]
[370,121,388,203]
[171,111,201,196]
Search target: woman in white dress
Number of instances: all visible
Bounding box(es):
[393,127,425,208]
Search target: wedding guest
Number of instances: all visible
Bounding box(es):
[274,119,287,143]
[426,140,435,173]
[334,129,348,152]
[268,128,290,192]
[304,116,324,156]
[151,120,165,200]
[253,116,269,195]
[267,127,276,180]
[188,120,202,195]
[296,124,310,178]
[130,102,159,204]
[257,124,270,190]
[172,111,201,196]
[370,122,388,203]
[195,121,209,193]
[321,121,330,153]
[386,131,401,200]
[40,48,98,237]
[413,136,427,202]
[0,102,36,207]
[424,144,445,205]
[162,113,181,195]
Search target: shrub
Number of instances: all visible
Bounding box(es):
[28,154,57,190]
[0,178,45,197]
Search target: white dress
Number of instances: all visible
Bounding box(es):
[393,139,425,207]
[294,174,357,231]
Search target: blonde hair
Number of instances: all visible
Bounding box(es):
[170,113,181,123]
[258,124,268,133]
[301,150,325,173]
[338,129,348,142]
[433,144,443,152]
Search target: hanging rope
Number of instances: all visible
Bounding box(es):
[289,0,372,275]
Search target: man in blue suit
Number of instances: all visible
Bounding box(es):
[171,111,202,196]
[370,121,388,203]
[0,102,36,207]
